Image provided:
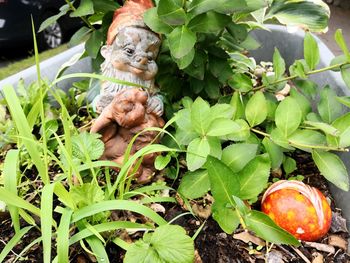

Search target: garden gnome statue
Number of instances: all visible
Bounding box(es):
[90,0,164,183]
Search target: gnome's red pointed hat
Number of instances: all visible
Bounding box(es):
[107,0,154,45]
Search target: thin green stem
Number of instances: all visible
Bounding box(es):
[65,0,95,30]
[251,128,270,138]
[253,62,350,92]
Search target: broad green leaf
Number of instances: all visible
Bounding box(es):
[214,0,266,14]
[221,143,258,173]
[245,91,267,127]
[327,112,350,147]
[265,0,329,33]
[69,26,92,46]
[341,67,350,89]
[273,48,285,78]
[262,138,283,170]
[175,108,193,131]
[178,170,210,199]
[188,0,220,16]
[71,132,104,162]
[282,156,297,175]
[85,29,103,59]
[294,79,317,100]
[124,225,194,263]
[155,154,171,170]
[317,86,343,123]
[288,129,326,152]
[168,26,197,59]
[290,88,312,120]
[303,121,339,136]
[207,118,241,136]
[175,129,198,145]
[191,97,211,135]
[245,210,300,246]
[174,48,195,69]
[39,4,69,32]
[330,54,350,72]
[226,119,251,141]
[70,0,94,17]
[158,0,187,25]
[270,128,295,150]
[312,150,349,191]
[212,202,240,234]
[204,72,221,99]
[186,137,210,171]
[289,60,307,79]
[206,156,240,205]
[210,104,234,120]
[238,154,271,200]
[275,97,302,137]
[57,209,73,263]
[339,126,350,148]
[208,137,222,159]
[231,195,250,216]
[144,7,173,34]
[184,50,207,80]
[228,73,253,92]
[188,11,231,33]
[230,92,245,120]
[335,29,350,60]
[304,32,320,70]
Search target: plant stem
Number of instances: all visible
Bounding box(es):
[251,128,270,138]
[65,0,95,30]
[252,62,350,91]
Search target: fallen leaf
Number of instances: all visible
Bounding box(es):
[192,203,212,219]
[311,252,323,263]
[266,249,284,263]
[233,231,265,246]
[304,241,335,254]
[194,250,203,263]
[328,234,348,250]
[330,212,348,233]
[150,203,166,213]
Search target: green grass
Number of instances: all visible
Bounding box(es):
[0,44,69,81]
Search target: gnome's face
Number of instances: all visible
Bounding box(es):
[102,26,161,81]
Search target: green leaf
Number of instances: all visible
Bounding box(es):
[275,97,302,137]
[174,48,195,69]
[212,202,240,234]
[155,154,171,170]
[304,32,320,70]
[70,0,94,17]
[178,170,210,199]
[312,150,349,191]
[335,29,350,60]
[238,154,271,200]
[226,119,251,141]
[221,143,258,173]
[317,86,343,123]
[290,88,312,120]
[124,225,194,263]
[207,118,241,136]
[39,4,69,32]
[158,0,187,25]
[208,56,233,83]
[228,73,253,92]
[245,91,267,127]
[69,27,92,46]
[206,156,240,205]
[273,48,285,78]
[184,50,207,80]
[144,7,173,34]
[175,129,198,145]
[70,183,105,209]
[336,96,350,108]
[289,60,307,79]
[245,210,300,246]
[71,132,104,162]
[262,138,283,170]
[188,0,220,16]
[168,26,197,59]
[265,0,329,33]
[186,137,210,171]
[208,137,222,159]
[270,128,295,150]
[191,97,211,135]
[85,30,103,59]
[288,129,326,152]
[188,11,231,33]
[210,104,234,120]
[339,126,350,148]
[341,66,350,89]
[230,92,245,120]
[304,121,339,136]
[283,156,297,175]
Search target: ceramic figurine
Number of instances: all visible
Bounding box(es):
[91,0,164,183]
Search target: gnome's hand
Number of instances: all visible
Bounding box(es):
[147,95,164,117]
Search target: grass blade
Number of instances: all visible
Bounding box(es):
[57,208,73,263]
[41,183,56,263]
[71,200,167,226]
[84,236,110,263]
[69,221,152,245]
[3,149,20,232]
[0,226,33,262]
[0,188,40,216]
[2,85,48,184]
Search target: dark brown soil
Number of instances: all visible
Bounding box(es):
[1,152,350,262]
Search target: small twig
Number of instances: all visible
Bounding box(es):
[291,246,311,263]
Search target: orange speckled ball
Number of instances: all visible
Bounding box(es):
[261,180,332,241]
